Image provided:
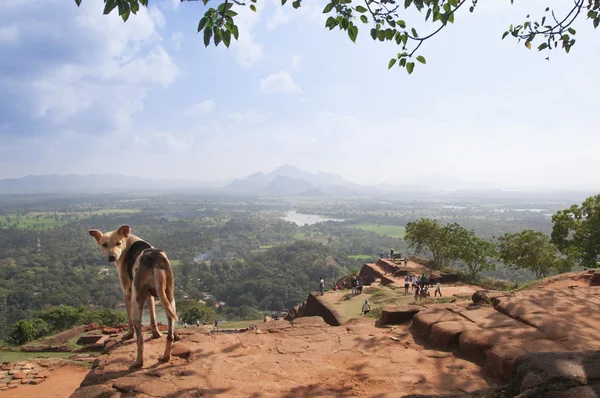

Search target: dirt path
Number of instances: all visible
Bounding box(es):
[0,365,88,398]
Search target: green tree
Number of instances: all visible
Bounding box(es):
[551,194,600,268]
[74,0,600,73]
[180,303,216,325]
[405,218,467,268]
[7,318,50,345]
[458,231,496,279]
[497,230,570,279]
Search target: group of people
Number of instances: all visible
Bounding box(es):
[351,276,364,295]
[404,272,442,299]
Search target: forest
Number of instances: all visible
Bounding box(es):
[0,192,593,340]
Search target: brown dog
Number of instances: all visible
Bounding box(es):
[88,225,177,368]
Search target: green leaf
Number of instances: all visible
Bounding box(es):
[348,25,358,42]
[370,28,377,40]
[404,0,412,9]
[411,28,418,37]
[131,1,139,14]
[360,15,368,24]
[502,31,509,40]
[198,17,208,32]
[223,30,232,47]
[230,24,239,40]
[323,3,334,13]
[425,8,432,21]
[388,58,397,69]
[406,62,415,74]
[397,20,406,29]
[203,27,213,47]
[225,10,238,17]
[568,27,576,35]
[448,12,454,24]
[282,0,287,5]
[537,42,548,51]
[292,0,301,9]
[214,27,223,46]
[525,41,531,49]
[250,4,257,12]
[103,0,117,15]
[74,0,82,6]
[355,5,368,13]
[416,55,426,64]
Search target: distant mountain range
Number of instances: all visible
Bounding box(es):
[0,166,596,201]
[222,165,363,196]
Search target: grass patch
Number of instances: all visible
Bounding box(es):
[0,350,76,362]
[350,224,406,239]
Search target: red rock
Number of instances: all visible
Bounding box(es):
[486,343,527,380]
[12,372,26,380]
[380,305,422,325]
[429,321,480,349]
[1,363,12,371]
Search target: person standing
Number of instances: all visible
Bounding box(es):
[319,277,325,295]
[213,319,218,331]
[435,281,442,297]
[404,275,410,294]
[404,257,408,266]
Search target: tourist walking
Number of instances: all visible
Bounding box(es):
[362,299,371,315]
[435,281,442,297]
[404,275,410,294]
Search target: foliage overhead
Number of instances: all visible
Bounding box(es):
[74,0,600,73]
[551,194,600,268]
[497,229,571,279]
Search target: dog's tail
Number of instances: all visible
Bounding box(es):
[139,249,178,322]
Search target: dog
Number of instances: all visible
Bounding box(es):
[88,225,177,368]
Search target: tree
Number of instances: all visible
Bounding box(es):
[74,0,600,73]
[180,303,216,324]
[497,230,570,279]
[7,318,50,345]
[458,230,496,280]
[404,218,467,268]
[551,194,600,268]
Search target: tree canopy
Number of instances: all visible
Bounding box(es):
[497,230,570,279]
[75,0,600,73]
[551,194,600,268]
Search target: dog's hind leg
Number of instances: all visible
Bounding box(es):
[147,296,162,339]
[161,298,175,363]
[130,290,146,369]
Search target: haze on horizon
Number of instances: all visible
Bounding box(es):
[0,0,598,191]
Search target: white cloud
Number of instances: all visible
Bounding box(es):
[185,100,215,115]
[267,8,290,30]
[291,55,302,71]
[259,71,301,94]
[171,31,183,51]
[228,109,266,124]
[0,2,180,133]
[166,0,181,9]
[153,132,193,152]
[232,6,265,68]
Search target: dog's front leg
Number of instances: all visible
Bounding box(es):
[148,296,162,339]
[122,290,134,340]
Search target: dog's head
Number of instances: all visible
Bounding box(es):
[88,225,130,263]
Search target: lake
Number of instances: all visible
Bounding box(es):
[282,211,344,226]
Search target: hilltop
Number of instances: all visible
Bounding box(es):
[58,262,600,397]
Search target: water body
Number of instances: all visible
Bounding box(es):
[282,211,344,226]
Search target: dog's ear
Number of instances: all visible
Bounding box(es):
[117,225,130,238]
[89,229,102,242]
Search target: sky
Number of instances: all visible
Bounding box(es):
[0,0,598,190]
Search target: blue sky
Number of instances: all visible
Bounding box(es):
[0,0,598,190]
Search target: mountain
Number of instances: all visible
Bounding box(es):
[222,165,359,196]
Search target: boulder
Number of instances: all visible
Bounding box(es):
[429,321,480,349]
[380,305,423,325]
[472,291,491,305]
